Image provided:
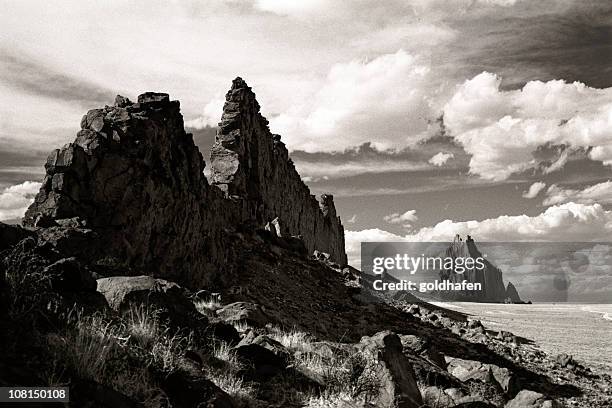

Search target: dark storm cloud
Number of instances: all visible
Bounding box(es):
[0,50,116,106]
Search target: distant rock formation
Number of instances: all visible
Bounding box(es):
[23,79,347,286]
[436,235,520,303]
[505,281,523,303]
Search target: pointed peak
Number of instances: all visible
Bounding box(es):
[231,77,250,90]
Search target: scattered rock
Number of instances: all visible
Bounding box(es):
[504,390,559,408]
[446,357,520,396]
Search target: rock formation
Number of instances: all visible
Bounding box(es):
[210,78,346,265]
[505,282,522,303]
[436,235,519,303]
[23,79,347,287]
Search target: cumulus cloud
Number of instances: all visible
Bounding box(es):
[543,180,612,206]
[184,97,225,129]
[443,72,612,180]
[346,202,612,266]
[428,152,454,166]
[383,210,418,227]
[0,181,41,221]
[270,50,438,152]
[522,181,546,199]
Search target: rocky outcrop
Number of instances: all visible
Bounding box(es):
[210,78,346,265]
[437,235,519,303]
[23,80,347,288]
[505,282,522,303]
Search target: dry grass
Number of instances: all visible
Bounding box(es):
[269,326,312,350]
[126,304,160,348]
[205,340,255,405]
[214,373,256,402]
[231,320,250,334]
[57,313,119,381]
[45,306,186,407]
[194,296,222,314]
[304,390,357,408]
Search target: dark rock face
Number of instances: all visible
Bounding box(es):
[210,78,347,265]
[23,80,347,288]
[0,222,34,252]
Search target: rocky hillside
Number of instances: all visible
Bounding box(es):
[0,79,609,407]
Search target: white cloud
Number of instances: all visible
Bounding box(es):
[270,50,438,152]
[254,0,330,16]
[184,97,225,129]
[383,210,418,226]
[543,180,612,206]
[522,181,546,199]
[345,228,408,269]
[293,158,431,179]
[443,72,612,180]
[346,202,612,266]
[428,152,454,166]
[0,181,41,221]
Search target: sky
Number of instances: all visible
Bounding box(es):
[1,0,612,300]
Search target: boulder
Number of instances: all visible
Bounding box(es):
[554,353,573,368]
[358,331,423,408]
[43,257,97,292]
[234,334,289,378]
[446,357,519,396]
[96,276,204,327]
[504,390,560,408]
[216,302,270,327]
[206,321,241,345]
[467,319,485,333]
[421,386,454,407]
